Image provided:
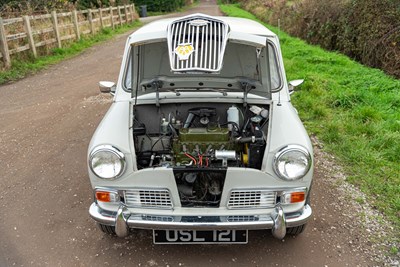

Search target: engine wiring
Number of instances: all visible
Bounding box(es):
[184,153,197,165]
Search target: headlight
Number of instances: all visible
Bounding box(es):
[273,145,311,181]
[89,145,125,179]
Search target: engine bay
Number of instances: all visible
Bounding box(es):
[132,102,269,207]
[133,103,269,170]
[132,103,269,207]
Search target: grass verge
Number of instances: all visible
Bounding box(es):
[0,21,142,85]
[220,4,400,231]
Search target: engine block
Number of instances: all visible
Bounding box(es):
[172,127,238,165]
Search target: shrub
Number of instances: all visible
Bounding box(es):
[239,0,400,79]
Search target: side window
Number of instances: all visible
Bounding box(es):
[268,43,281,91]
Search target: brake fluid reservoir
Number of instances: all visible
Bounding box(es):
[227,106,240,131]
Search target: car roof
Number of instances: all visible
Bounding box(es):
[128,15,276,45]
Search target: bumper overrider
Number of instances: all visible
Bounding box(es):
[89,203,312,239]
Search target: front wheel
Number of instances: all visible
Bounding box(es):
[97,223,116,235]
[286,224,307,235]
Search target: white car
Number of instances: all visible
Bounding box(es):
[88,13,313,244]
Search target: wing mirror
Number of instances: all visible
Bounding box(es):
[288,79,304,95]
[99,81,116,95]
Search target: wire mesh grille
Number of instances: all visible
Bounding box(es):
[227,190,276,209]
[124,189,173,209]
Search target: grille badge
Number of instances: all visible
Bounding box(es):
[175,43,195,60]
[189,19,209,27]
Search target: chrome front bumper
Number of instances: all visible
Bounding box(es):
[89,203,312,239]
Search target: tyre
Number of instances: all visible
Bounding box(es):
[97,223,116,235]
[286,224,307,235]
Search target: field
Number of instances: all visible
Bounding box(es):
[219,4,400,231]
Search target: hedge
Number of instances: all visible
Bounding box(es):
[239,0,400,79]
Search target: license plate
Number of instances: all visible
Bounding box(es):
[153,230,248,244]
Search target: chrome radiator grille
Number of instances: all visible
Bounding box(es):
[227,190,276,209]
[167,14,229,72]
[124,189,173,209]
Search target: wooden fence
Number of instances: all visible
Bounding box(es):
[0,4,137,68]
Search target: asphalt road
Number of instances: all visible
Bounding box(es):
[0,1,385,266]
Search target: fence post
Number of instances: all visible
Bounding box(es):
[0,18,11,68]
[72,10,80,40]
[88,9,94,34]
[99,8,104,29]
[110,6,115,29]
[51,11,62,48]
[23,16,37,58]
[124,5,129,23]
[117,6,123,26]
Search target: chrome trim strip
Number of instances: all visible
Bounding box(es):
[186,23,191,69]
[195,24,199,67]
[268,41,284,92]
[204,23,208,68]
[213,21,216,69]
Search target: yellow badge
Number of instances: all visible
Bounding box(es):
[175,44,194,60]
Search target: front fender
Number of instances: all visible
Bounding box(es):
[87,101,135,186]
[263,101,314,184]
